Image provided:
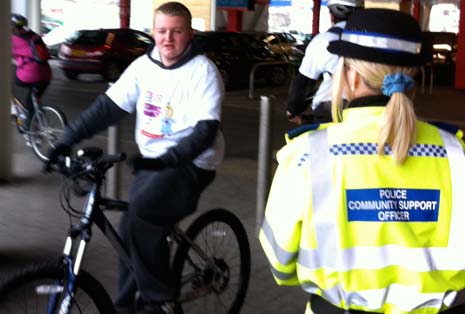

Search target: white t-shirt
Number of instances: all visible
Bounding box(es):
[299,21,346,110]
[106,46,225,170]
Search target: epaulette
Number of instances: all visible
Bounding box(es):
[286,123,321,140]
[428,121,464,139]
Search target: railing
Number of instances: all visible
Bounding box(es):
[248,61,294,99]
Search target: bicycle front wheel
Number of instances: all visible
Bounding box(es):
[172,208,251,314]
[29,105,67,162]
[0,261,114,314]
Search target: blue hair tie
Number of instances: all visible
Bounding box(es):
[381,73,414,96]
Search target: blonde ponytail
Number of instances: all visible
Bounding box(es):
[331,58,346,122]
[377,92,417,163]
[331,58,418,164]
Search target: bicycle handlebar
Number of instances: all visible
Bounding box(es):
[52,146,126,182]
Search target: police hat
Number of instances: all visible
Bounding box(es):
[327,8,423,66]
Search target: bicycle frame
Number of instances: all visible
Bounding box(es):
[50,179,131,313]
[11,92,43,135]
[49,172,221,313]
[30,93,48,131]
[11,96,29,128]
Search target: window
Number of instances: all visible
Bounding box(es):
[429,3,460,33]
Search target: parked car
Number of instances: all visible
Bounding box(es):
[287,30,312,45]
[251,31,302,58]
[58,28,154,81]
[249,31,305,71]
[194,31,290,88]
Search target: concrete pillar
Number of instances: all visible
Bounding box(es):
[10,0,41,33]
[0,0,13,181]
[11,0,27,16]
[30,0,41,34]
[210,0,216,30]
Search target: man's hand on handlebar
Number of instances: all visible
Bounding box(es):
[44,143,72,173]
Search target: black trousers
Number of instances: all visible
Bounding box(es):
[15,77,49,121]
[114,163,215,314]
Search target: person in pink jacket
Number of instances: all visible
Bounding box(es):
[11,13,52,127]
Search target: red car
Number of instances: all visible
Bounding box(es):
[58,28,154,82]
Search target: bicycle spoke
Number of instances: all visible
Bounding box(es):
[29,106,67,162]
[175,210,250,314]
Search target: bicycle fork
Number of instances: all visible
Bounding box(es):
[39,189,96,314]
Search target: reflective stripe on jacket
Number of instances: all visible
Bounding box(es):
[260,106,465,314]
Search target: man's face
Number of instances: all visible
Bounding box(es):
[153,12,193,67]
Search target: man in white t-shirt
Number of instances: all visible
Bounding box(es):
[47,2,224,314]
[286,0,364,124]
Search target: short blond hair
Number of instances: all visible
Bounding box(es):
[155,2,192,29]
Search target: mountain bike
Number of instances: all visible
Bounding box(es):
[0,147,251,314]
[11,89,67,162]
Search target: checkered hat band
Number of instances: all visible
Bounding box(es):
[329,143,447,157]
[341,32,422,54]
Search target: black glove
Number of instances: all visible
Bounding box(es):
[127,155,165,174]
[44,143,71,172]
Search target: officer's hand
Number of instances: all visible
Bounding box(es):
[287,111,315,125]
[44,143,71,173]
[287,111,304,125]
[127,154,165,174]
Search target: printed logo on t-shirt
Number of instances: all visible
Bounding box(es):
[140,90,176,138]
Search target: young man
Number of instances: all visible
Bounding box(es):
[286,0,364,124]
[47,2,225,314]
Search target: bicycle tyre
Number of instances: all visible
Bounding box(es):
[172,208,251,314]
[0,260,114,314]
[29,105,68,162]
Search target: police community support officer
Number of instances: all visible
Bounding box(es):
[47,2,224,314]
[261,8,465,314]
[286,0,364,124]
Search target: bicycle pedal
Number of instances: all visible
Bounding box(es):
[35,284,64,294]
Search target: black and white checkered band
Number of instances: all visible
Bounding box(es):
[329,143,447,157]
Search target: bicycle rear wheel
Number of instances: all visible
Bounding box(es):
[172,208,251,314]
[0,261,113,314]
[29,105,67,162]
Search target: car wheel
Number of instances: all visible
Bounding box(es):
[63,70,78,80]
[103,62,121,82]
[267,66,287,86]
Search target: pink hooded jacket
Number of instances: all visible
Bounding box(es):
[12,32,52,83]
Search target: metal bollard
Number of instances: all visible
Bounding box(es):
[106,125,121,199]
[106,82,121,198]
[256,95,272,237]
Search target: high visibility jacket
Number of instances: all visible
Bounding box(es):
[260,104,465,314]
